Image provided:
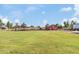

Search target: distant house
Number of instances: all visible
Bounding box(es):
[47,25,58,30]
[0,24,7,29]
[73,23,79,30]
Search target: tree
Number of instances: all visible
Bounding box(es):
[37,26,41,30]
[10,23,13,28]
[30,25,34,30]
[63,21,69,28]
[6,21,13,29]
[56,23,62,29]
[14,23,20,31]
[0,19,3,27]
[7,21,10,28]
[30,25,34,28]
[45,24,49,30]
[21,23,26,28]
[56,23,59,26]
[70,20,77,29]
[21,23,27,31]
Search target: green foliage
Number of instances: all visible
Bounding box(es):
[37,26,42,30]
[63,21,69,28]
[14,23,20,31]
[63,20,77,29]
[0,19,3,27]
[21,23,26,28]
[6,21,13,29]
[30,25,34,28]
[70,20,77,29]
[56,23,62,29]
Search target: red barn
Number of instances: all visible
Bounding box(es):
[47,25,58,30]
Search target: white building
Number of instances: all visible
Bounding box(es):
[0,24,7,29]
[73,23,79,30]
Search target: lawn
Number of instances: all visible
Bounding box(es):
[0,30,79,54]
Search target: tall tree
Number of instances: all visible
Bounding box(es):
[63,21,69,28]
[0,19,3,27]
[7,21,13,29]
[30,25,34,30]
[21,22,26,31]
[56,23,59,27]
[21,22,26,28]
[45,24,49,30]
[70,20,77,29]
[14,23,20,31]
[37,26,41,30]
[30,25,34,28]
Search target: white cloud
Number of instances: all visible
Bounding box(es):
[61,4,79,25]
[0,16,9,24]
[61,18,68,26]
[60,7,72,12]
[2,17,9,24]
[0,15,3,19]
[15,19,20,23]
[2,18,9,24]
[43,19,48,26]
[74,4,79,17]
[62,19,68,22]
[41,11,46,15]
[11,10,23,19]
[25,5,45,13]
[2,5,13,10]
[61,17,79,26]
[26,6,38,13]
[69,17,79,23]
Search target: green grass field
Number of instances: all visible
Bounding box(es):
[0,30,79,54]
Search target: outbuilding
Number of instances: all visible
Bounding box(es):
[73,23,79,30]
[47,25,58,30]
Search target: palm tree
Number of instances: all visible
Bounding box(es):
[70,20,77,29]
[63,21,69,28]
[0,19,3,28]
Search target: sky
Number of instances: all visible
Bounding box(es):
[0,4,79,26]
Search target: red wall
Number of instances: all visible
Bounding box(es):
[47,25,58,30]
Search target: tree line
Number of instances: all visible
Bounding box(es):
[63,20,77,30]
[0,19,77,31]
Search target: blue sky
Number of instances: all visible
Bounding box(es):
[0,4,78,26]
